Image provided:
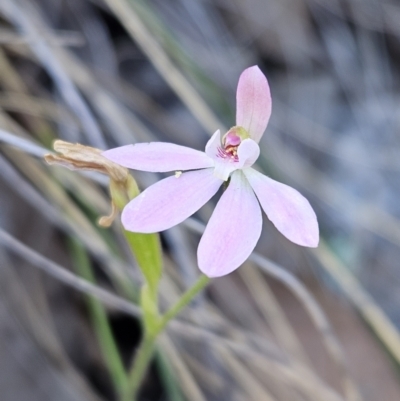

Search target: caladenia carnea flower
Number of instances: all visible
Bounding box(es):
[103,66,319,278]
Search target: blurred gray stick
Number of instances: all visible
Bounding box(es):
[0,129,50,158]
[0,28,85,46]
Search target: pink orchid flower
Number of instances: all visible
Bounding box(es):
[102,66,319,277]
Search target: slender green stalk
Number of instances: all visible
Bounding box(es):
[123,274,210,401]
[68,238,128,395]
[122,333,156,401]
[110,177,211,400]
[157,274,210,333]
[155,350,185,401]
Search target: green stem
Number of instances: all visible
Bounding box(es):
[68,238,128,395]
[157,274,210,333]
[123,274,210,401]
[155,349,185,401]
[122,334,156,401]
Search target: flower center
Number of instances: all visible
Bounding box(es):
[216,126,250,162]
[217,144,239,161]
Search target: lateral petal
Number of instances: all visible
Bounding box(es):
[122,168,222,233]
[236,66,272,143]
[198,170,262,277]
[102,143,213,172]
[236,139,260,168]
[205,129,222,155]
[244,168,319,247]
[205,130,237,181]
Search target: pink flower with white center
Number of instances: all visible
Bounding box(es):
[102,66,319,277]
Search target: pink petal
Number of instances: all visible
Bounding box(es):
[198,170,262,277]
[205,129,222,155]
[237,139,260,168]
[243,168,319,247]
[236,66,272,143]
[212,160,236,182]
[102,143,213,172]
[122,168,222,233]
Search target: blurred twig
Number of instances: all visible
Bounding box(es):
[239,266,311,367]
[0,128,50,157]
[315,240,400,366]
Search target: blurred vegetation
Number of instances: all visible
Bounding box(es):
[0,0,400,400]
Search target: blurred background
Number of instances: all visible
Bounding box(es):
[0,0,400,400]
